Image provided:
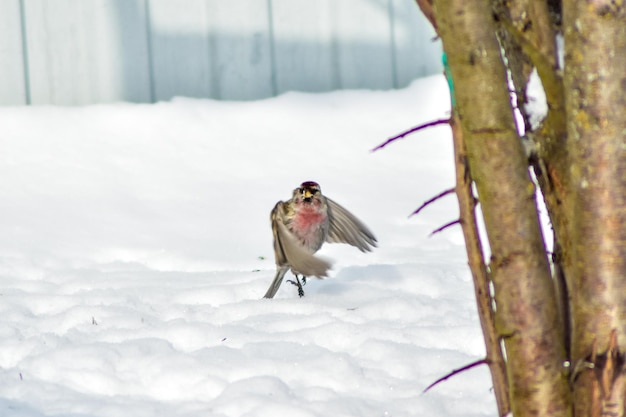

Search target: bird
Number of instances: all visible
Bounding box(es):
[263,181,377,298]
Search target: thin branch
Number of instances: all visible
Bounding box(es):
[450,115,510,414]
[371,118,450,152]
[415,0,438,32]
[423,358,488,393]
[409,187,455,217]
[430,219,460,236]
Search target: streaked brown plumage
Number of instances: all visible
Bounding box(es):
[263,181,377,298]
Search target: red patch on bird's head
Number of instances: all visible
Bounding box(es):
[300,181,319,188]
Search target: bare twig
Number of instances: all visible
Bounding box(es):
[371,118,450,152]
[410,187,455,217]
[430,219,460,236]
[423,358,488,393]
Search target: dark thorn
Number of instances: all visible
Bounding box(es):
[423,358,488,394]
[409,187,456,217]
[371,118,451,152]
[430,219,461,236]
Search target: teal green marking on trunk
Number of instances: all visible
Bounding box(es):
[443,53,456,108]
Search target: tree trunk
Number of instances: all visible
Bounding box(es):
[433,1,570,415]
[413,0,626,414]
[563,1,626,415]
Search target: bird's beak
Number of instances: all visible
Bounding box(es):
[303,189,312,199]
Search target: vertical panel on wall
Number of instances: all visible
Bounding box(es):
[23,0,151,105]
[110,0,153,103]
[391,0,441,87]
[332,0,395,90]
[147,0,214,101]
[206,0,273,100]
[0,0,27,105]
[270,0,337,94]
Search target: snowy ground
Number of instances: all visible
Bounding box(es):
[0,75,496,416]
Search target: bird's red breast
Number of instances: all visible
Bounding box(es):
[290,204,327,251]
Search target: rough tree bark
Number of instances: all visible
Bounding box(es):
[564,2,626,415]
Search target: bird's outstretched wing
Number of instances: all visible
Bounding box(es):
[325,197,377,252]
[271,202,331,278]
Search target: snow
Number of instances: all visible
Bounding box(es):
[525,67,548,131]
[0,75,496,416]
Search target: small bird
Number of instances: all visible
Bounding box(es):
[264,181,377,298]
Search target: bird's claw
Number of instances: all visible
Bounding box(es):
[287,276,306,298]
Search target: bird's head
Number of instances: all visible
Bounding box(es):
[294,181,322,204]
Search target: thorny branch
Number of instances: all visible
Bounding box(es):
[449,116,511,415]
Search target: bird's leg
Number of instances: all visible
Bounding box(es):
[295,276,305,297]
[287,274,306,298]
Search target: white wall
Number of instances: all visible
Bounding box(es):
[0,0,441,105]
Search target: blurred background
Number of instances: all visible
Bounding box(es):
[0,0,441,105]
